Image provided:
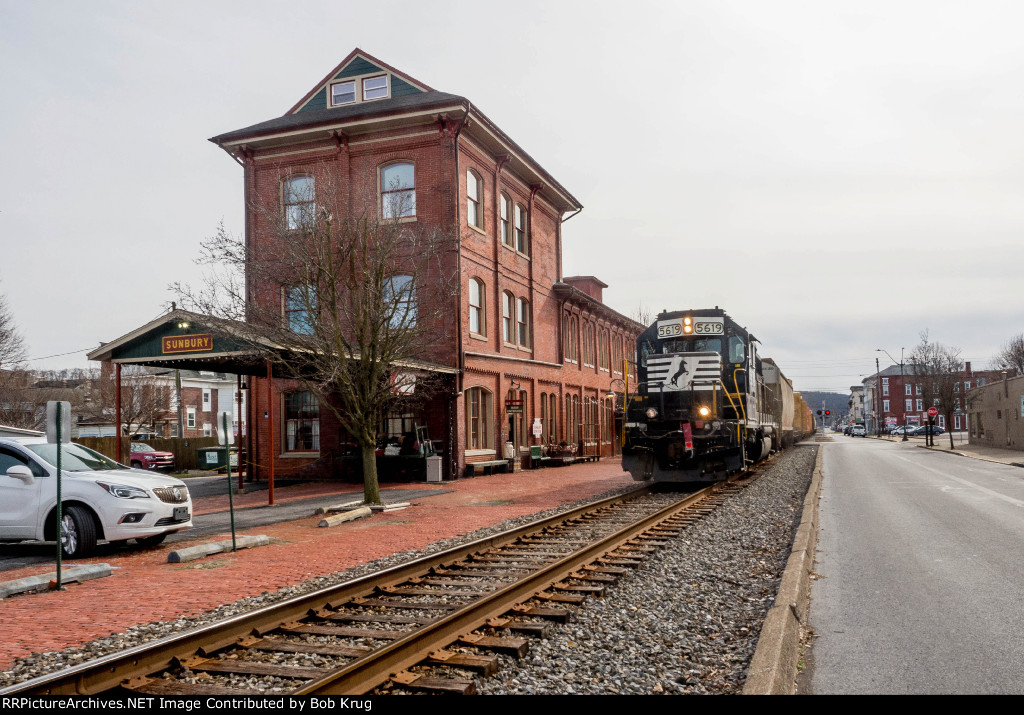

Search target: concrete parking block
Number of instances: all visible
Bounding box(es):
[0,564,113,599]
[167,535,270,563]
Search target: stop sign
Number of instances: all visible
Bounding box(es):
[927,406,938,417]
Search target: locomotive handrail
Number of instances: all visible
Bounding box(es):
[732,367,748,443]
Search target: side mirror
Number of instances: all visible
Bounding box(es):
[6,465,35,485]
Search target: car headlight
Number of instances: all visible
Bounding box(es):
[97,482,151,499]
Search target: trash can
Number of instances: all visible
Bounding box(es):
[197,446,228,470]
[426,455,442,482]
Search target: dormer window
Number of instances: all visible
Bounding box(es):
[331,81,356,106]
[363,75,388,100]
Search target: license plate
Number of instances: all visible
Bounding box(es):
[173,507,190,522]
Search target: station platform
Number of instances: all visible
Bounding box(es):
[0,459,634,671]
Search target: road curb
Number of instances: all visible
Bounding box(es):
[743,445,823,695]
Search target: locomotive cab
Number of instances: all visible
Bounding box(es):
[623,308,777,484]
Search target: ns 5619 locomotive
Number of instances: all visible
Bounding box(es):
[622,308,803,484]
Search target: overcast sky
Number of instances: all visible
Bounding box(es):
[2,0,1021,394]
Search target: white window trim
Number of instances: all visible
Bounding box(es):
[327,72,391,107]
[329,79,357,106]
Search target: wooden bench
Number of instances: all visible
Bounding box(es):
[464,459,509,476]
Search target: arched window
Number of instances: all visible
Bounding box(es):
[540,392,547,444]
[516,297,530,348]
[381,162,416,218]
[386,275,416,328]
[565,394,572,443]
[468,277,485,335]
[514,203,527,254]
[500,193,511,245]
[548,393,557,444]
[283,175,315,230]
[502,291,514,343]
[284,392,319,452]
[466,387,493,450]
[467,170,482,228]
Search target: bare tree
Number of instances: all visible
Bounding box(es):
[87,364,172,440]
[176,165,458,504]
[994,334,1024,377]
[909,331,965,449]
[0,282,27,371]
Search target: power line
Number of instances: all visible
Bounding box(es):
[26,347,93,362]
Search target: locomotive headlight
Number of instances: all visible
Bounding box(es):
[698,405,711,417]
[683,317,692,334]
[646,407,658,419]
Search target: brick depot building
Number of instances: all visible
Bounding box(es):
[204,49,641,481]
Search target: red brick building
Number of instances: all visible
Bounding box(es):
[863,361,1003,433]
[210,49,641,480]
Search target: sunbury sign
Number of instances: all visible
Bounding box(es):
[162,334,213,354]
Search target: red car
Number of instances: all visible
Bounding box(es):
[130,443,176,471]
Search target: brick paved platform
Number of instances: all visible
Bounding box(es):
[0,460,634,670]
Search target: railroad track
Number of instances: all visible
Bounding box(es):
[2,474,757,697]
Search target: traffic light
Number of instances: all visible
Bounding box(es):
[817,410,822,415]
[825,410,830,416]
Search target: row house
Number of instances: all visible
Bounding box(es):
[862,361,1003,433]
[207,49,642,480]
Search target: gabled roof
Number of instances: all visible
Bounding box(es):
[287,48,434,115]
[208,48,583,214]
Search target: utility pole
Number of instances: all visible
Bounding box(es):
[875,356,881,436]
[175,369,184,438]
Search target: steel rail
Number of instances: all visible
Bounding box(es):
[301,485,717,694]
[0,485,652,696]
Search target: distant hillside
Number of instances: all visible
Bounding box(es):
[797,391,851,422]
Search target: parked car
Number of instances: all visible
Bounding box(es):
[912,425,945,436]
[891,425,913,436]
[852,425,867,437]
[130,442,175,471]
[0,437,192,558]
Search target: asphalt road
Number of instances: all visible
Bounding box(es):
[803,438,1024,694]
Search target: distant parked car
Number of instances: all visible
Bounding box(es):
[912,425,944,436]
[891,426,913,436]
[852,425,866,437]
[130,443,175,471]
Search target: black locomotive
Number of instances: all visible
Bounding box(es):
[622,308,800,484]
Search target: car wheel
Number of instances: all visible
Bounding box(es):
[61,505,98,559]
[136,533,167,548]
[131,461,142,469]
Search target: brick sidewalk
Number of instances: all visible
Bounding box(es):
[0,461,634,670]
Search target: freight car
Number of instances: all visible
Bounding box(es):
[622,308,802,484]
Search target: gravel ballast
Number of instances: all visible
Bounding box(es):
[476,445,816,695]
[0,447,814,693]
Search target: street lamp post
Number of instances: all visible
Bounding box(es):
[877,348,908,441]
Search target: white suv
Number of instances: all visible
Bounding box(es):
[0,437,192,558]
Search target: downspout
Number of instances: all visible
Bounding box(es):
[452,104,469,479]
